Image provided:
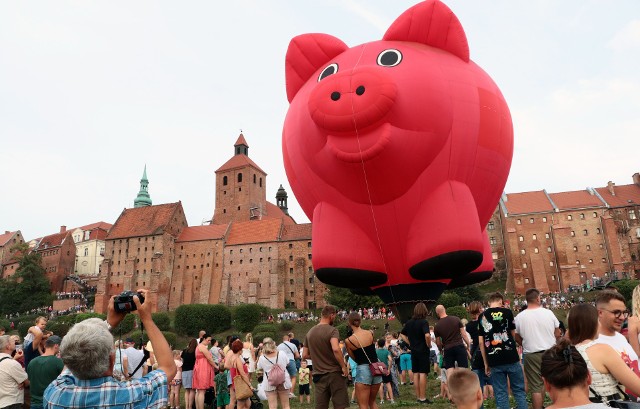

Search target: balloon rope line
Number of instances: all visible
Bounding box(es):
[349,43,397,307]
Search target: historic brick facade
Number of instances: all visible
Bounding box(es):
[33,227,77,292]
[0,230,25,275]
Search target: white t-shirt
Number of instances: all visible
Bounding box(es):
[514,307,559,353]
[593,332,640,373]
[277,341,298,360]
[257,352,292,392]
[0,353,28,407]
[124,347,145,379]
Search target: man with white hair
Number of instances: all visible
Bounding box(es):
[43,289,176,409]
[0,334,28,409]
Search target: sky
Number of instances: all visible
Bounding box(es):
[1,1,639,241]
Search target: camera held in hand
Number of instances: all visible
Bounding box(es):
[113,290,145,313]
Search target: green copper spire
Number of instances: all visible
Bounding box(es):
[134,165,152,208]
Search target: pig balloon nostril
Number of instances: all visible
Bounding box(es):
[330,91,341,101]
[356,86,365,96]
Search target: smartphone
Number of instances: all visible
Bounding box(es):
[15,345,22,352]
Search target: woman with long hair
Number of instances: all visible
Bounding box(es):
[567,303,640,403]
[242,332,257,380]
[627,285,640,357]
[230,339,252,409]
[182,338,198,409]
[193,334,217,409]
[345,312,382,409]
[257,337,291,409]
[541,339,607,408]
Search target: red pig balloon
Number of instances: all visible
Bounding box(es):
[282,0,513,317]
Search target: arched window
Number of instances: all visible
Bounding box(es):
[223,176,228,186]
[238,173,243,183]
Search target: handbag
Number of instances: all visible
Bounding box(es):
[352,332,388,376]
[234,358,254,400]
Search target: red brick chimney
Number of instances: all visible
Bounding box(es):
[607,181,616,196]
[60,225,67,233]
[633,173,640,187]
[4,231,9,234]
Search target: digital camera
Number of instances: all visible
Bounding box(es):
[113,290,145,313]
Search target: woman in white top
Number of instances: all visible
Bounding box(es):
[242,333,257,379]
[626,285,640,357]
[567,303,640,402]
[257,337,291,409]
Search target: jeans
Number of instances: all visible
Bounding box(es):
[472,369,487,409]
[489,362,528,409]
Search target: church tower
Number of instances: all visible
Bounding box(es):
[134,165,152,208]
[276,184,289,215]
[212,134,267,223]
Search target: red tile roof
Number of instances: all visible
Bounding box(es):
[595,184,640,208]
[89,229,109,241]
[35,231,71,251]
[235,133,249,147]
[264,202,296,225]
[502,191,554,215]
[107,202,182,240]
[215,154,266,174]
[226,219,283,245]
[280,223,312,241]
[0,231,16,247]
[548,189,605,210]
[77,221,112,231]
[177,224,230,242]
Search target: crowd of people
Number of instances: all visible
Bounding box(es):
[6,285,640,409]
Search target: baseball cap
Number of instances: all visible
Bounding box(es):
[125,337,135,343]
[45,335,62,346]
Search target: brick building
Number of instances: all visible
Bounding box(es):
[501,173,640,295]
[32,227,77,292]
[0,230,25,278]
[95,134,327,313]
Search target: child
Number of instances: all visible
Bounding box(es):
[215,369,230,409]
[23,316,48,367]
[298,360,311,403]
[447,369,483,409]
[170,350,183,409]
[348,356,357,403]
[23,316,47,349]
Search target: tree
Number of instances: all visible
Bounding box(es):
[324,286,384,311]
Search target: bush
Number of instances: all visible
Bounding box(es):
[128,330,178,349]
[336,323,349,340]
[279,321,294,332]
[450,286,482,302]
[113,314,136,334]
[611,280,640,304]
[17,322,31,338]
[54,315,77,325]
[75,312,106,323]
[175,304,231,336]
[0,318,9,331]
[446,306,469,321]
[233,304,269,333]
[253,323,278,343]
[45,321,71,337]
[152,312,171,332]
[438,292,462,309]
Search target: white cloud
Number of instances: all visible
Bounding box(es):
[608,19,640,52]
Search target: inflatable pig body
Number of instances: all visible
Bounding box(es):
[283,0,513,306]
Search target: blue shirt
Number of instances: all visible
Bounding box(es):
[43,368,168,409]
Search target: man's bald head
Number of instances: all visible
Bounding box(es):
[435,305,446,318]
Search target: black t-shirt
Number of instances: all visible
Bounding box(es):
[478,307,519,367]
[289,338,301,352]
[465,319,484,370]
[400,318,429,353]
[181,349,196,371]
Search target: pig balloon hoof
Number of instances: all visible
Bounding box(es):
[409,250,482,280]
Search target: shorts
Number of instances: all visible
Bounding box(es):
[524,351,544,393]
[217,392,231,407]
[443,345,468,370]
[182,370,193,389]
[313,372,350,409]
[299,383,310,395]
[295,358,301,371]
[355,364,382,385]
[399,354,412,371]
[286,359,297,377]
[381,373,392,384]
[411,351,430,374]
[429,350,437,364]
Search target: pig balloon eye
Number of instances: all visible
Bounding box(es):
[377,49,402,67]
[318,63,338,82]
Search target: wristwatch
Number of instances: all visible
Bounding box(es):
[104,320,113,331]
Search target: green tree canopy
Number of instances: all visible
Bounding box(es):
[324,286,384,311]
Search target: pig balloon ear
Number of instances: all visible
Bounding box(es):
[285,33,349,103]
[383,0,469,62]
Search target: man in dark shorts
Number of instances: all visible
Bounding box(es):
[434,305,470,378]
[400,302,433,404]
[303,305,350,409]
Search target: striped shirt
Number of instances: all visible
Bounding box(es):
[43,368,168,409]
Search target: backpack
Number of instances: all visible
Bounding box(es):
[266,352,286,387]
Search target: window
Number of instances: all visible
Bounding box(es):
[580,213,585,220]
[547,247,552,252]
[589,259,593,264]
[522,263,527,269]
[532,234,537,240]
[567,215,573,221]
[573,246,578,252]
[488,221,495,230]
[636,227,640,238]
[602,258,607,263]
[308,242,312,247]
[583,229,588,236]
[289,268,293,273]
[238,173,243,183]
[524,278,530,284]
[289,243,293,249]
[84,248,88,256]
[599,243,604,249]
[517,219,522,225]
[586,245,591,251]
[530,218,534,224]
[520,249,526,255]
[571,231,576,237]
[534,248,539,253]
[545,233,550,239]
[289,255,293,261]
[260,178,262,187]
[593,212,598,218]
[308,254,312,260]
[253,174,257,183]
[576,260,580,265]
[596,228,601,234]
[518,236,524,242]
[551,275,556,281]
[223,176,228,186]
[543,217,547,222]
[630,210,637,220]
[490,236,497,245]
[492,252,499,260]
[549,261,554,266]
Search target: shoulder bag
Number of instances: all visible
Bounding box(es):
[352,332,387,376]
[233,357,254,400]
